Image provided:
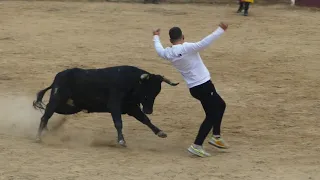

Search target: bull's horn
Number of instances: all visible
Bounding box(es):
[162,76,179,86]
[140,74,150,80]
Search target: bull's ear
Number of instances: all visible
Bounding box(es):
[140,74,150,80]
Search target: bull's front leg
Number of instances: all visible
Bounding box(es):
[108,94,126,147]
[110,112,126,147]
[127,105,167,138]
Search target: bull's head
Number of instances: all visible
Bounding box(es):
[138,73,179,114]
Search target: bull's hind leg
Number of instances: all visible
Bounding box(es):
[36,88,68,142]
[36,99,58,142]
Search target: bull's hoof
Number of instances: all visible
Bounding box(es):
[157,131,167,138]
[118,140,127,147]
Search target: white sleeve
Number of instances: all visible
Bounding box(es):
[153,35,166,59]
[183,27,225,53]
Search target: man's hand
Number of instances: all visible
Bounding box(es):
[153,29,160,36]
[219,22,228,31]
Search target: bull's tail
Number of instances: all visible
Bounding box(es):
[33,84,53,112]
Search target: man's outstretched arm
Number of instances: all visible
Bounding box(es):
[153,29,166,59]
[183,22,228,53]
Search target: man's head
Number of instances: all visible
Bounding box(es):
[169,27,184,44]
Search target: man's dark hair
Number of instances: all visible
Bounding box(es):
[169,27,183,41]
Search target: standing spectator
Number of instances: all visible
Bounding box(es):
[144,0,160,4]
[237,0,254,16]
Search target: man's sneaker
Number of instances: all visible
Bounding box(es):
[187,144,211,157]
[208,136,228,149]
[244,11,248,16]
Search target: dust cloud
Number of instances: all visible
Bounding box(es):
[0,95,65,139]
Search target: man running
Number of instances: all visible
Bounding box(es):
[152,22,229,157]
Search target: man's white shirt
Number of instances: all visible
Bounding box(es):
[153,27,225,88]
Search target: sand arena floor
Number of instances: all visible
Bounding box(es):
[0,1,319,179]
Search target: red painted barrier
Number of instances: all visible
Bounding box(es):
[296,0,320,8]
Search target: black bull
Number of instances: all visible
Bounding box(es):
[32,65,179,146]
